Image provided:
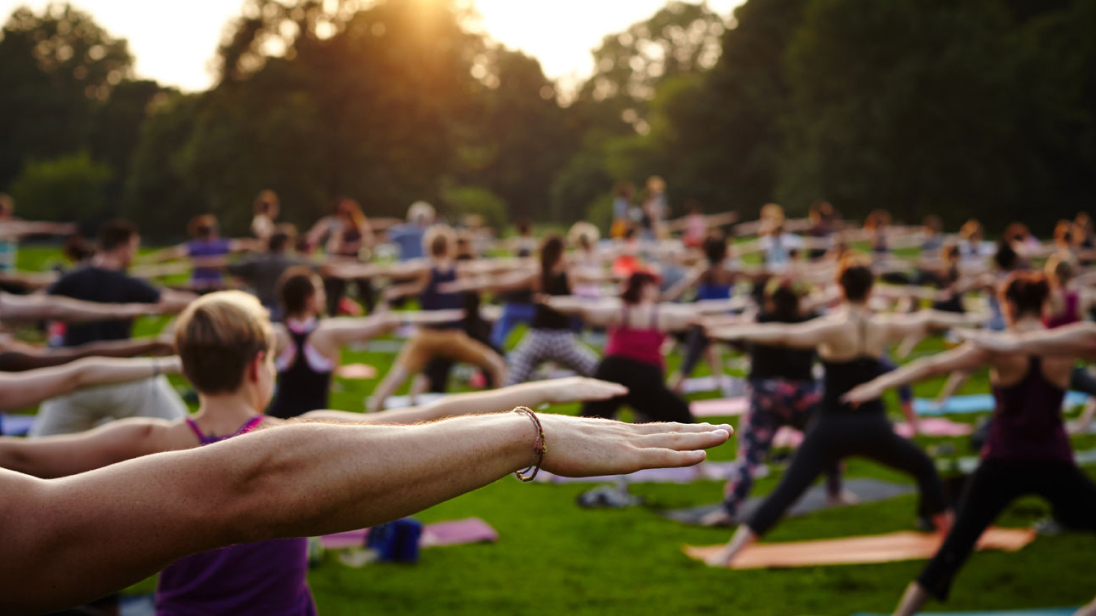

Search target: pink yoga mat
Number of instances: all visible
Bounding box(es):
[685,527,1036,570]
[335,363,377,380]
[691,397,749,418]
[534,461,739,484]
[321,517,499,550]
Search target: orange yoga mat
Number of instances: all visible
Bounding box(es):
[684,528,1036,570]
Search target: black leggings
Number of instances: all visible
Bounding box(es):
[678,325,710,378]
[747,411,947,535]
[919,459,1096,601]
[580,356,694,423]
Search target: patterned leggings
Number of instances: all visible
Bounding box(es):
[722,378,841,517]
[504,328,599,386]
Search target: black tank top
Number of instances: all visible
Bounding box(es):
[985,356,1072,463]
[533,270,572,330]
[749,312,816,382]
[420,266,464,329]
[820,317,885,414]
[267,323,333,419]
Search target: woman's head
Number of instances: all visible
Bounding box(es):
[809,200,835,224]
[865,209,891,230]
[63,234,95,264]
[1045,255,1074,287]
[702,235,728,266]
[621,271,659,305]
[423,225,456,259]
[407,201,436,226]
[1004,222,1031,244]
[568,222,599,252]
[278,266,325,317]
[960,219,983,242]
[1053,219,1075,246]
[1000,272,1050,323]
[174,291,276,405]
[540,235,564,274]
[836,255,874,303]
[188,214,219,240]
[923,215,942,235]
[336,198,366,228]
[253,190,279,217]
[764,276,806,321]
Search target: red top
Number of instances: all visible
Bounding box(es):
[1044,289,1081,329]
[604,305,666,368]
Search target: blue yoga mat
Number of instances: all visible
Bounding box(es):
[850,605,1074,609]
[915,392,1088,416]
[0,413,34,436]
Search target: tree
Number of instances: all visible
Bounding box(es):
[0,3,132,188]
[9,152,112,226]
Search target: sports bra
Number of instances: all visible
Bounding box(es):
[820,316,885,414]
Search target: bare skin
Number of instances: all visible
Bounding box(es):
[0,356,181,412]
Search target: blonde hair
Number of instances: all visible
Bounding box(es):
[407,201,436,224]
[175,291,274,394]
[568,222,600,251]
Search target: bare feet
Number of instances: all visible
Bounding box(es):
[698,508,735,527]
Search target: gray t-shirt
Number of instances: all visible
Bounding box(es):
[228,253,305,308]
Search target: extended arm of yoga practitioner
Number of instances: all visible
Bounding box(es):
[0,337,175,372]
[706,314,842,349]
[0,356,181,412]
[304,377,628,425]
[0,415,731,614]
[541,296,744,331]
[0,220,76,237]
[436,265,539,295]
[841,344,990,406]
[955,322,1096,361]
[303,309,466,359]
[0,292,169,324]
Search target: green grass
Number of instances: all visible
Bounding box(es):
[9,246,1096,615]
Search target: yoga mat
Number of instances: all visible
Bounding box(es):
[382,393,449,409]
[685,527,1036,570]
[850,605,1074,609]
[916,392,1088,416]
[335,363,377,380]
[663,478,914,525]
[769,418,974,450]
[0,413,34,437]
[691,397,749,418]
[321,518,498,551]
[939,448,1096,475]
[535,461,741,485]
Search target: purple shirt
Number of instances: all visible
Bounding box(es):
[187,238,232,285]
[984,356,1073,464]
[156,417,317,616]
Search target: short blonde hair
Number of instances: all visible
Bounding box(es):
[175,291,274,394]
[568,222,600,250]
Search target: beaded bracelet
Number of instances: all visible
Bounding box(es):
[513,406,547,482]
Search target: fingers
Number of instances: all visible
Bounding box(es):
[632,421,733,436]
[642,448,707,468]
[640,429,731,451]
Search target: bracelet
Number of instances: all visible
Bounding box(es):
[512,406,547,482]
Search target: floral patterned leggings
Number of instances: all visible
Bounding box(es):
[721,378,842,518]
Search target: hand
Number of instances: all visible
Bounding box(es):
[841,383,883,406]
[540,377,627,405]
[536,415,731,478]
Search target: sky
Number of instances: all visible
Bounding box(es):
[0,0,745,93]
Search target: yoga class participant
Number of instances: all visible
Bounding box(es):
[309,198,376,315]
[268,267,461,419]
[844,273,1096,616]
[251,189,280,242]
[0,290,732,615]
[702,257,965,567]
[697,277,848,527]
[370,226,507,411]
[144,214,258,292]
[543,271,737,424]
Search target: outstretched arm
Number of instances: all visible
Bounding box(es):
[539,296,621,327]
[955,323,1096,360]
[304,377,628,425]
[842,343,989,405]
[0,417,174,479]
[0,356,181,412]
[707,316,837,349]
[311,310,464,355]
[1,415,730,613]
[0,293,165,323]
[0,337,175,372]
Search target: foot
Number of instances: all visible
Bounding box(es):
[698,509,736,527]
[826,489,860,507]
[703,545,737,568]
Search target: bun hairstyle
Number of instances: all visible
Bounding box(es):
[836,254,874,302]
[621,270,658,305]
[1000,272,1050,320]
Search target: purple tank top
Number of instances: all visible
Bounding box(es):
[187,238,232,284]
[1044,289,1080,329]
[156,417,317,616]
[983,356,1073,464]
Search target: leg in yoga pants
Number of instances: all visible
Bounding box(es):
[504,329,598,386]
[917,460,1096,601]
[723,379,838,517]
[1070,365,1096,397]
[678,326,710,378]
[580,356,693,423]
[747,412,947,536]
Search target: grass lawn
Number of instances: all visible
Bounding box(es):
[9,246,1096,615]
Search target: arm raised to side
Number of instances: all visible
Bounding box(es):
[0,415,730,614]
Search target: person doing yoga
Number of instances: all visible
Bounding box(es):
[845,272,1096,616]
[542,271,737,424]
[702,257,968,567]
[0,290,728,615]
[696,277,850,527]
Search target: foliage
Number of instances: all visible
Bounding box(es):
[440,185,507,230]
[8,152,112,226]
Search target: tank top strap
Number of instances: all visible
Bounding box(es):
[184,417,207,443]
[235,416,266,437]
